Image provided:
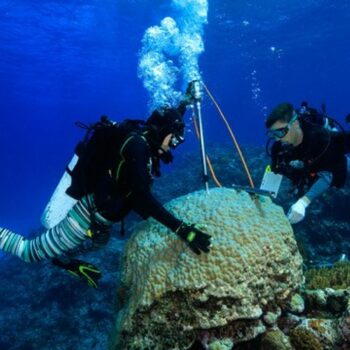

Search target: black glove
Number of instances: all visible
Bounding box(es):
[186,80,202,102]
[176,223,211,255]
[178,81,198,107]
[186,81,195,97]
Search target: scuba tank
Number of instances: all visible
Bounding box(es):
[41,116,145,229]
[41,155,79,229]
[41,116,117,229]
[298,101,341,132]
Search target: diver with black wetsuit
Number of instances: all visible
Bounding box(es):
[0,89,211,288]
[266,102,350,225]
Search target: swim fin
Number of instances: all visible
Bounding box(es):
[52,258,101,288]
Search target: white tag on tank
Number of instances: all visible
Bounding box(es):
[260,165,283,198]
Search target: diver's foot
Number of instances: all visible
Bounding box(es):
[52,258,101,288]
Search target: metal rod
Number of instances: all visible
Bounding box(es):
[196,99,210,192]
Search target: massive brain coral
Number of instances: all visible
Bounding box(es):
[110,188,304,349]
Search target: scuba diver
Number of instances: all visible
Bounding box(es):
[0,84,212,288]
[265,102,350,224]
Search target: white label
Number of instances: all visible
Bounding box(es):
[260,165,283,198]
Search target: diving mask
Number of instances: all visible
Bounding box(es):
[267,112,298,140]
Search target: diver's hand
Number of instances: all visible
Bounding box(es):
[186,80,195,97]
[183,80,201,104]
[176,223,211,255]
[287,196,310,224]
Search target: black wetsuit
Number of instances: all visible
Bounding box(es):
[271,119,350,196]
[0,122,183,263]
[95,131,182,231]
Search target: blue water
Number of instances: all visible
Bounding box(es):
[1,2,350,349]
[0,0,349,234]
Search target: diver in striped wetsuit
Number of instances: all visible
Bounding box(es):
[0,93,212,288]
[0,195,111,287]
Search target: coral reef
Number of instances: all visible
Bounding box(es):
[338,308,350,343]
[286,293,305,314]
[260,329,292,350]
[208,338,234,350]
[111,187,304,349]
[262,307,282,326]
[304,288,349,317]
[289,318,341,350]
[2,145,350,349]
[289,327,324,350]
[305,262,350,290]
[337,297,350,345]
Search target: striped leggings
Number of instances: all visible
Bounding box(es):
[0,195,113,263]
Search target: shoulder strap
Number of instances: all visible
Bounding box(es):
[115,133,148,182]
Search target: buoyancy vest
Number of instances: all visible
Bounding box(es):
[66,117,147,200]
[273,120,350,188]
